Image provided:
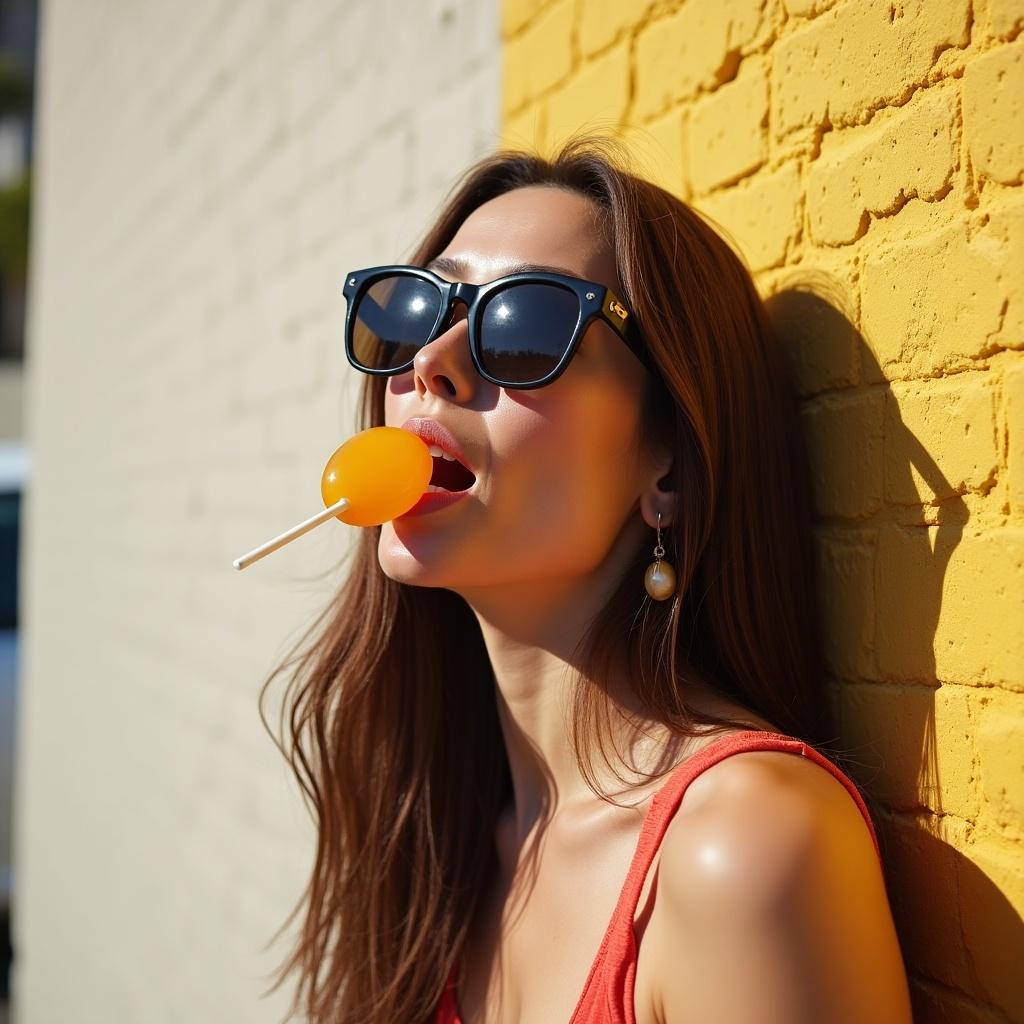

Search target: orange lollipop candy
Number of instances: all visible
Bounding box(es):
[319,425,433,527]
[233,426,432,570]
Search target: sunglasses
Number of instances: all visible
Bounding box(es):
[342,263,652,390]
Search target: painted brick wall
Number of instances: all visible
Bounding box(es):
[16,1,499,1020]
[502,1,1023,1021]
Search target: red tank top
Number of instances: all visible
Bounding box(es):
[432,729,881,1024]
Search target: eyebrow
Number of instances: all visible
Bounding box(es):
[425,255,580,280]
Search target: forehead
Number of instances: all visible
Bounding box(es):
[437,185,616,286]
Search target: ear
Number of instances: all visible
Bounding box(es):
[639,449,676,531]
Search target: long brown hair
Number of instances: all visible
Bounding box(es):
[257,133,832,1023]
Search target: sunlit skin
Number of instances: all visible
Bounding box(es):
[378,185,912,1023]
[381,184,697,826]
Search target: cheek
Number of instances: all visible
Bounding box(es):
[383,385,399,425]
[562,372,644,478]
[495,386,641,544]
[562,382,645,521]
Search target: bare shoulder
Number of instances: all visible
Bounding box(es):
[645,747,913,1024]
[658,748,881,906]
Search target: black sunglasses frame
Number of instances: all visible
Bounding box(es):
[342,263,653,391]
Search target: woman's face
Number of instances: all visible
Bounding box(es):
[380,184,668,606]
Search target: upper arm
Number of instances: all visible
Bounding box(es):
[648,752,912,1024]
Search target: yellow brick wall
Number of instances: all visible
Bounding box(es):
[502,2,1023,1021]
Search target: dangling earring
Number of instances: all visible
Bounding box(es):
[644,510,676,601]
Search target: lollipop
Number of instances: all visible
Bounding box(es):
[232,426,433,570]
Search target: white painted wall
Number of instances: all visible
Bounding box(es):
[15,1,499,1019]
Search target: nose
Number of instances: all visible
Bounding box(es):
[411,295,475,397]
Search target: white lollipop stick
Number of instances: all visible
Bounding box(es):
[233,496,351,570]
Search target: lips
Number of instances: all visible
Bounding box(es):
[399,487,472,517]
[395,417,480,518]
[400,417,478,478]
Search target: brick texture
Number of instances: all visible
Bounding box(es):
[18,0,500,1021]
[688,55,769,194]
[503,1,1024,1020]
[963,38,1024,187]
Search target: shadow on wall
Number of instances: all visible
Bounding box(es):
[765,273,1021,1023]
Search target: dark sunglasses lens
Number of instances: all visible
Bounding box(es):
[350,274,443,371]
[478,282,581,385]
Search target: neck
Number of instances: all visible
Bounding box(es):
[457,534,674,850]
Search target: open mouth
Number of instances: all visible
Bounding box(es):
[427,455,476,492]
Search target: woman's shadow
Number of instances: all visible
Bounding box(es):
[765,271,1022,1024]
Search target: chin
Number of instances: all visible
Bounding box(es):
[377,536,439,581]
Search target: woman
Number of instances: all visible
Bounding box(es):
[258,135,913,1023]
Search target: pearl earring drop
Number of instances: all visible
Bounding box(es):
[643,510,676,601]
